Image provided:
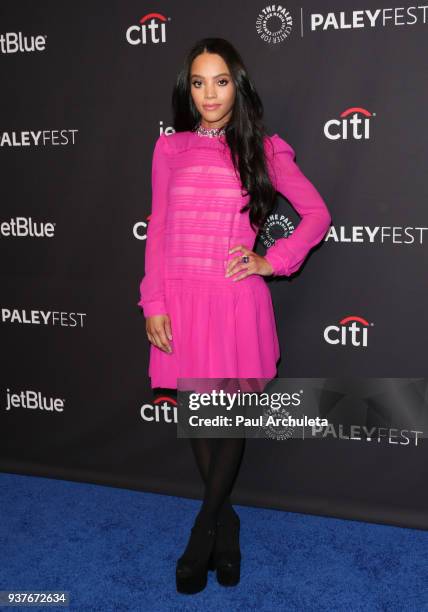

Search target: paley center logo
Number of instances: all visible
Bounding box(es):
[126,12,169,46]
[256,5,293,43]
[259,212,295,249]
[324,315,373,347]
[256,7,427,44]
[140,392,178,423]
[261,393,300,440]
[324,107,375,141]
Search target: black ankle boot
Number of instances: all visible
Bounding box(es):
[176,516,217,594]
[212,512,241,586]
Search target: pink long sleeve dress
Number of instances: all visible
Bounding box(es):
[137,130,331,389]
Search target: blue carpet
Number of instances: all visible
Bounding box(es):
[1,472,427,611]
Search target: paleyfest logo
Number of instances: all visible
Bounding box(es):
[256,7,424,44]
[256,5,293,43]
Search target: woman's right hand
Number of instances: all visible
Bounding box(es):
[146,314,173,353]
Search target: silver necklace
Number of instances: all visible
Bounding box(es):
[195,123,226,138]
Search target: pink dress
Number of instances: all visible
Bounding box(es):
[137,130,331,389]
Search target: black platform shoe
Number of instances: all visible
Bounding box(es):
[212,514,241,587]
[176,518,217,594]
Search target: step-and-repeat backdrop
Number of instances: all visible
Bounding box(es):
[1,1,427,529]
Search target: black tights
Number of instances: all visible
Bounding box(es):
[190,436,245,525]
[154,387,246,526]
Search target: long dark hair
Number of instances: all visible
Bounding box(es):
[172,37,277,233]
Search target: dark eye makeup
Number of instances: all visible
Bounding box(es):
[191,79,229,87]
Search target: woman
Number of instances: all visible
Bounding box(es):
[137,37,332,594]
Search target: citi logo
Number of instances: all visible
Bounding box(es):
[1,217,55,238]
[324,315,373,347]
[5,388,65,412]
[0,31,47,54]
[133,215,152,241]
[126,12,169,46]
[140,393,178,423]
[324,107,375,141]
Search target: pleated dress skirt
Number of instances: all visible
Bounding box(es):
[148,274,280,391]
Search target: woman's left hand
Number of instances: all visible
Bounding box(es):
[225,245,274,281]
